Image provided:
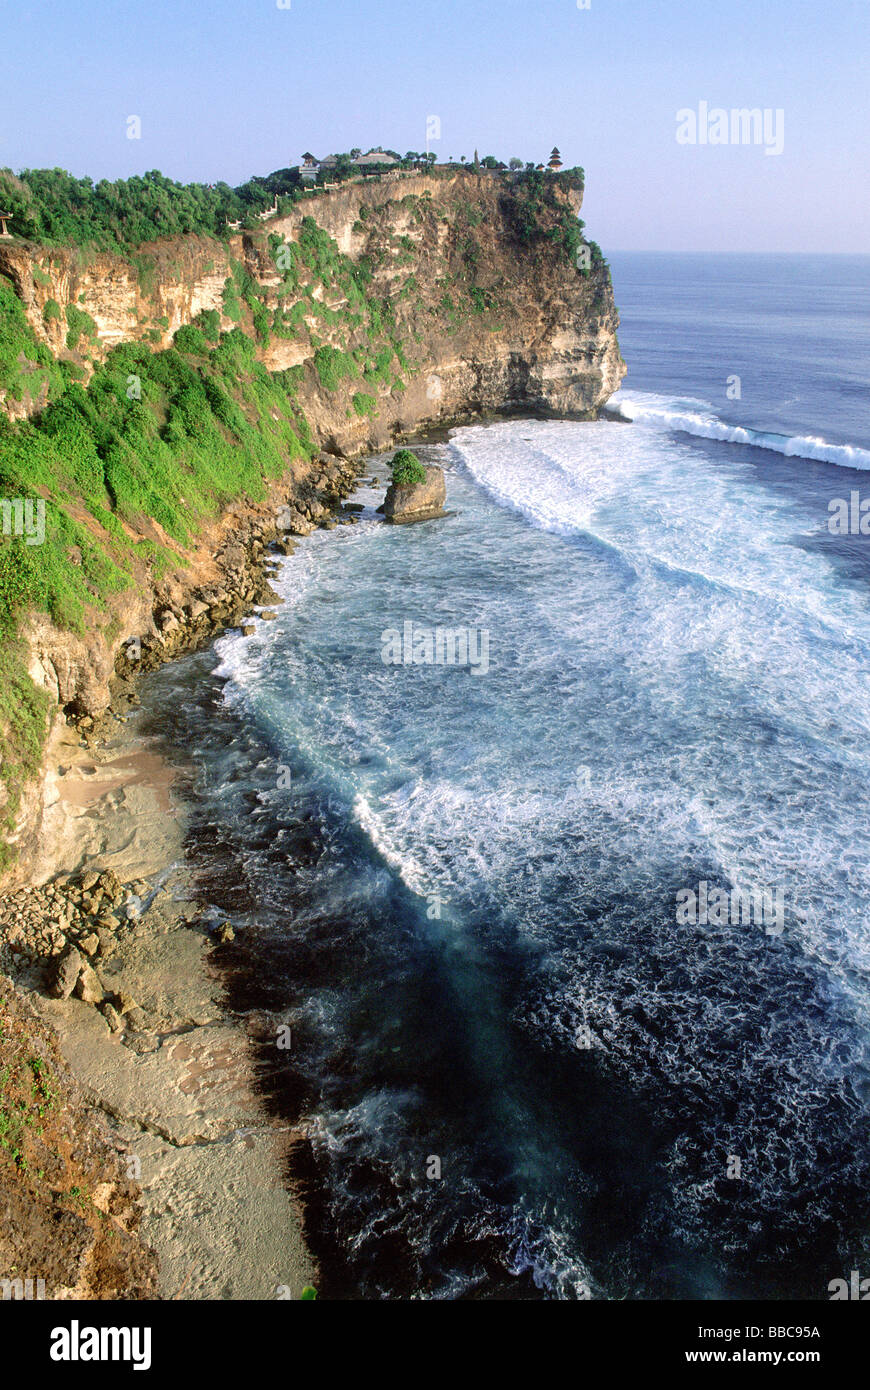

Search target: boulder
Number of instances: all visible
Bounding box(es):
[100,1002,124,1033]
[49,946,83,999]
[75,962,104,1005]
[157,610,181,635]
[382,466,447,524]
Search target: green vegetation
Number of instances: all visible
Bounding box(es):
[469,286,497,313]
[363,345,396,388]
[391,448,426,486]
[0,275,66,407]
[0,646,52,874]
[0,1040,56,1168]
[0,311,316,863]
[508,169,589,267]
[0,160,585,261]
[221,278,242,322]
[0,167,303,256]
[314,345,357,392]
[352,392,377,417]
[64,304,98,351]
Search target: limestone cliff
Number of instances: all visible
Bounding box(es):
[0,168,623,885]
[0,170,624,432]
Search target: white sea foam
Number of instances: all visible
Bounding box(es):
[611,389,870,470]
[214,419,870,1002]
[204,415,870,1293]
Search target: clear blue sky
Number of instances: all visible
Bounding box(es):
[1,0,867,252]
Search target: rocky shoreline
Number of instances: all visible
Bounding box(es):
[0,446,385,1299]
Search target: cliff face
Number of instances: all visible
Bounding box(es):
[0,171,624,432]
[0,168,623,884]
[260,172,625,443]
[0,234,229,411]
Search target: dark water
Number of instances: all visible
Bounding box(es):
[137,254,870,1299]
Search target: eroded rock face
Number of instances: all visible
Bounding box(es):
[0,171,625,433]
[383,466,447,523]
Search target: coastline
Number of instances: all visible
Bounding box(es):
[0,431,457,1299]
[0,452,375,1297]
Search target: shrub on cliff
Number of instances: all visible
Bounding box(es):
[314,345,357,392]
[352,392,377,417]
[0,276,66,406]
[64,305,98,352]
[391,449,426,486]
[173,324,210,356]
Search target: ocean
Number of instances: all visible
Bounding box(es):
[139,253,870,1299]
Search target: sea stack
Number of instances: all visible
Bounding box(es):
[381,449,447,523]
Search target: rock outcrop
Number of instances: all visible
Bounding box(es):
[382,465,447,523]
[0,170,624,432]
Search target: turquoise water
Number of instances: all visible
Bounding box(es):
[142,254,870,1298]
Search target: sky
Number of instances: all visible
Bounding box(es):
[1,0,867,253]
